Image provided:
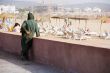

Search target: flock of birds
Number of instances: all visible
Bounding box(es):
[38,20,110,40]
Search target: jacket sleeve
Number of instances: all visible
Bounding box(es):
[20,21,27,33]
[35,22,40,37]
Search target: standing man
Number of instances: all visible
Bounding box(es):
[20,12,40,60]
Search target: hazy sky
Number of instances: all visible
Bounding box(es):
[4,0,110,4]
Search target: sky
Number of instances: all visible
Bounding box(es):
[15,0,110,4]
[1,0,110,5]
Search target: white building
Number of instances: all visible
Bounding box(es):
[0,5,16,14]
[84,7,92,12]
[84,7,101,13]
[93,7,101,12]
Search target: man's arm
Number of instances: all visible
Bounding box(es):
[35,23,40,37]
[20,21,27,33]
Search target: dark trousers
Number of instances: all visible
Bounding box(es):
[21,37,32,60]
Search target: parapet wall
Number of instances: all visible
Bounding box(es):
[0,32,110,73]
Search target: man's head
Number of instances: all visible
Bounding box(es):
[14,23,20,28]
[27,12,34,20]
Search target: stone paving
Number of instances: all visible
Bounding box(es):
[0,51,64,73]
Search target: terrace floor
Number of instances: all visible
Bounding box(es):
[0,51,64,73]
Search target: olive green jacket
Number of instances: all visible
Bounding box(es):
[21,13,40,40]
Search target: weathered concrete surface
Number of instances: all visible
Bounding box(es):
[0,32,110,73]
[0,51,64,73]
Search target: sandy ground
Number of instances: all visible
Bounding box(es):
[38,19,110,34]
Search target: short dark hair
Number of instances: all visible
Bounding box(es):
[14,23,20,27]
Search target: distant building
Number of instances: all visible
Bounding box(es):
[73,8,82,12]
[0,5,16,14]
[84,7,101,13]
[57,6,64,12]
[84,7,92,12]
[34,5,48,13]
[64,8,72,12]
[93,7,101,12]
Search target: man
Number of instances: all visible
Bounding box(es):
[12,23,20,32]
[20,12,40,60]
